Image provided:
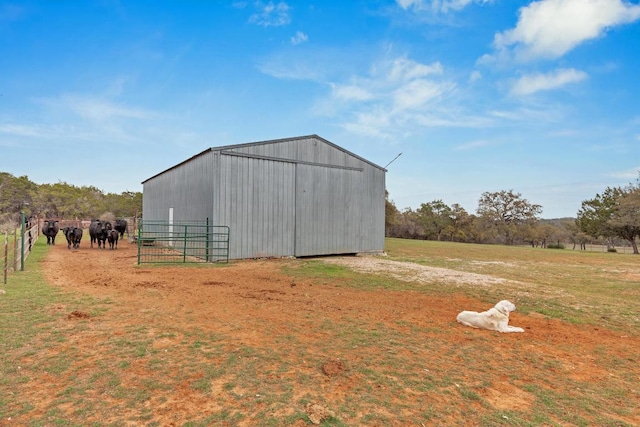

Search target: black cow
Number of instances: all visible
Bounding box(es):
[63,226,83,249]
[42,220,59,245]
[89,219,111,249]
[114,219,128,239]
[107,229,119,250]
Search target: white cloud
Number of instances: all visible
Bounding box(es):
[396,0,493,13]
[610,166,640,180]
[341,108,394,139]
[0,123,45,137]
[388,57,443,81]
[40,95,159,122]
[321,56,480,138]
[291,31,308,45]
[494,0,640,62]
[249,1,291,27]
[510,68,588,96]
[397,0,420,8]
[392,78,451,110]
[331,84,374,102]
[258,56,326,81]
[469,70,482,83]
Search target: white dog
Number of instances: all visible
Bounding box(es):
[456,300,524,333]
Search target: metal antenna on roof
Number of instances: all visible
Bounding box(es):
[384,153,402,169]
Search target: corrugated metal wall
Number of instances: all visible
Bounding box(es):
[213,153,296,260]
[142,135,385,259]
[295,164,362,256]
[142,152,215,222]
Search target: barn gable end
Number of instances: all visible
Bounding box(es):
[142,135,386,259]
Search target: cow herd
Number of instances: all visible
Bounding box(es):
[41,218,128,250]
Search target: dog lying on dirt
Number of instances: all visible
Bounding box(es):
[456,300,524,333]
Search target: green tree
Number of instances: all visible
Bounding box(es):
[445,203,472,242]
[0,171,142,223]
[417,199,452,241]
[576,186,623,250]
[385,190,401,237]
[0,172,38,222]
[476,189,542,245]
[609,185,640,254]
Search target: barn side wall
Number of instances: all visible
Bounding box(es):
[142,153,215,223]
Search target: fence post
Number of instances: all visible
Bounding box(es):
[13,229,18,271]
[20,211,26,271]
[3,232,7,285]
[206,217,210,262]
[183,225,188,263]
[137,220,142,265]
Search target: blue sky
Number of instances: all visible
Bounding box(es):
[1,0,639,218]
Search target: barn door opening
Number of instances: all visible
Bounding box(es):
[294,164,362,257]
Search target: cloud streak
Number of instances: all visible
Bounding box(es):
[396,0,493,14]
[511,68,588,95]
[249,1,291,27]
[38,95,160,122]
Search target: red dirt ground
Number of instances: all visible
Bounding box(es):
[16,239,637,425]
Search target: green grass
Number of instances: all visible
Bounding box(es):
[1,237,639,426]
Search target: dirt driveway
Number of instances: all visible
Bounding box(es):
[25,239,637,426]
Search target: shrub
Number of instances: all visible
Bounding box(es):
[547,243,565,249]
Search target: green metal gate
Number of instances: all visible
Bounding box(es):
[137,219,229,264]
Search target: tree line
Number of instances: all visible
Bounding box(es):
[386,175,640,254]
[0,172,142,231]
[2,170,638,253]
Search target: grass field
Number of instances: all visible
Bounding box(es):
[382,238,640,332]
[0,236,638,426]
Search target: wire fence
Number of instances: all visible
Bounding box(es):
[3,216,40,285]
[136,220,230,264]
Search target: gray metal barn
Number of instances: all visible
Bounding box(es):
[141,135,386,260]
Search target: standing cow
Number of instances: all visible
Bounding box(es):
[42,220,59,245]
[89,219,111,249]
[114,219,128,239]
[63,226,83,249]
[107,229,119,250]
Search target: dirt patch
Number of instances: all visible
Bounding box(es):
[323,255,514,285]
[481,382,534,411]
[9,240,638,426]
[321,359,347,377]
[67,310,90,320]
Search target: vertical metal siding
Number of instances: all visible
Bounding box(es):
[294,164,365,256]
[143,152,214,223]
[213,154,295,259]
[143,135,385,259]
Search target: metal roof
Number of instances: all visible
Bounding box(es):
[141,134,386,184]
